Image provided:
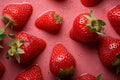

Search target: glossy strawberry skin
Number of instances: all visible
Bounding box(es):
[49,43,76,78]
[97,36,120,68]
[2,3,33,30]
[0,62,5,78]
[108,5,120,35]
[80,0,102,7]
[15,65,43,80]
[70,13,99,43]
[14,32,46,63]
[35,11,63,32]
[77,73,96,80]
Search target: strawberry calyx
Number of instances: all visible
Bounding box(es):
[54,13,63,24]
[112,53,120,74]
[6,34,24,63]
[96,74,102,80]
[2,15,14,27]
[59,66,75,79]
[83,10,106,35]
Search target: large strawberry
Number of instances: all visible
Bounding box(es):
[0,62,5,78]
[107,5,120,35]
[70,11,105,43]
[35,11,63,32]
[6,32,46,63]
[2,3,33,30]
[97,36,120,73]
[76,73,102,80]
[80,0,102,7]
[49,43,76,79]
[15,65,43,80]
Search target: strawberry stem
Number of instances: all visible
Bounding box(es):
[4,20,12,30]
[0,19,12,48]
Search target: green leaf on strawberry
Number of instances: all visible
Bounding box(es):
[60,66,75,78]
[96,74,102,80]
[60,68,66,76]
[0,45,3,48]
[112,53,120,66]
[6,34,24,63]
[98,20,106,27]
[112,53,120,74]
[0,34,7,40]
[83,10,105,35]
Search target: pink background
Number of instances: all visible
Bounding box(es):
[0,0,120,80]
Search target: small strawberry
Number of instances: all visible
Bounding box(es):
[76,73,102,80]
[107,5,120,35]
[97,36,120,73]
[49,43,76,79]
[70,10,105,43]
[6,32,46,63]
[35,11,63,32]
[0,62,5,78]
[2,3,33,30]
[15,65,43,80]
[80,0,102,7]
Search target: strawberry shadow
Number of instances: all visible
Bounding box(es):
[10,58,35,70]
[53,0,67,3]
[45,30,61,35]
[72,39,98,52]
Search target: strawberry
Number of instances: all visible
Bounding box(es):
[6,32,46,63]
[0,62,5,78]
[97,36,120,73]
[80,0,102,7]
[2,3,33,30]
[107,5,120,35]
[35,11,63,32]
[76,73,102,80]
[70,11,105,43]
[49,43,76,79]
[15,65,43,80]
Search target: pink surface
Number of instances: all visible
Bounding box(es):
[0,0,120,80]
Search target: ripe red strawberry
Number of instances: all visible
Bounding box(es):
[49,43,76,79]
[97,36,120,73]
[70,11,105,43]
[0,62,5,78]
[15,65,43,80]
[80,0,102,7]
[2,3,33,30]
[6,32,46,63]
[76,73,102,80]
[35,11,63,32]
[107,5,120,35]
